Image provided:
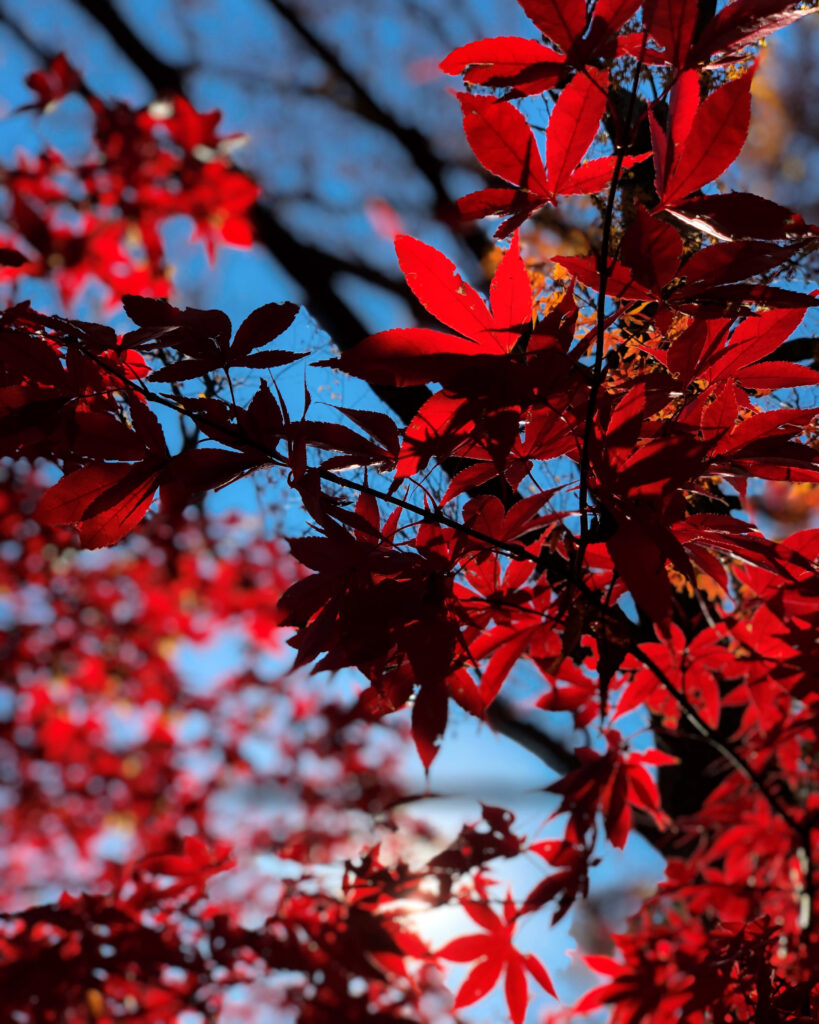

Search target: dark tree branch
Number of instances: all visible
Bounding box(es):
[263,0,489,263]
[73,0,187,93]
[487,697,577,774]
[767,335,819,368]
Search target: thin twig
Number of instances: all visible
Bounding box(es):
[574,41,649,581]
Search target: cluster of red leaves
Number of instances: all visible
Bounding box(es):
[0,55,258,309]
[2,0,819,1021]
[0,465,477,1023]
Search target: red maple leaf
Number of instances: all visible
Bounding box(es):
[323,231,532,386]
[438,894,556,1023]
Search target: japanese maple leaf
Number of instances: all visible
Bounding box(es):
[548,730,673,848]
[35,398,172,549]
[441,36,566,96]
[618,0,818,69]
[441,0,641,93]
[456,70,648,236]
[667,190,818,243]
[524,840,590,923]
[652,68,753,210]
[438,895,556,1024]
[554,207,818,315]
[122,295,301,381]
[324,232,532,386]
[688,0,819,68]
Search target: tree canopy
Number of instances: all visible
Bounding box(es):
[1,0,819,1021]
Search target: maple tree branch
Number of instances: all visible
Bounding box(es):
[631,645,806,838]
[40,326,812,853]
[0,6,43,58]
[38,325,816,859]
[263,0,488,260]
[316,470,541,557]
[769,335,819,368]
[486,697,576,773]
[575,47,647,578]
[72,0,187,93]
[636,640,815,946]
[28,325,523,564]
